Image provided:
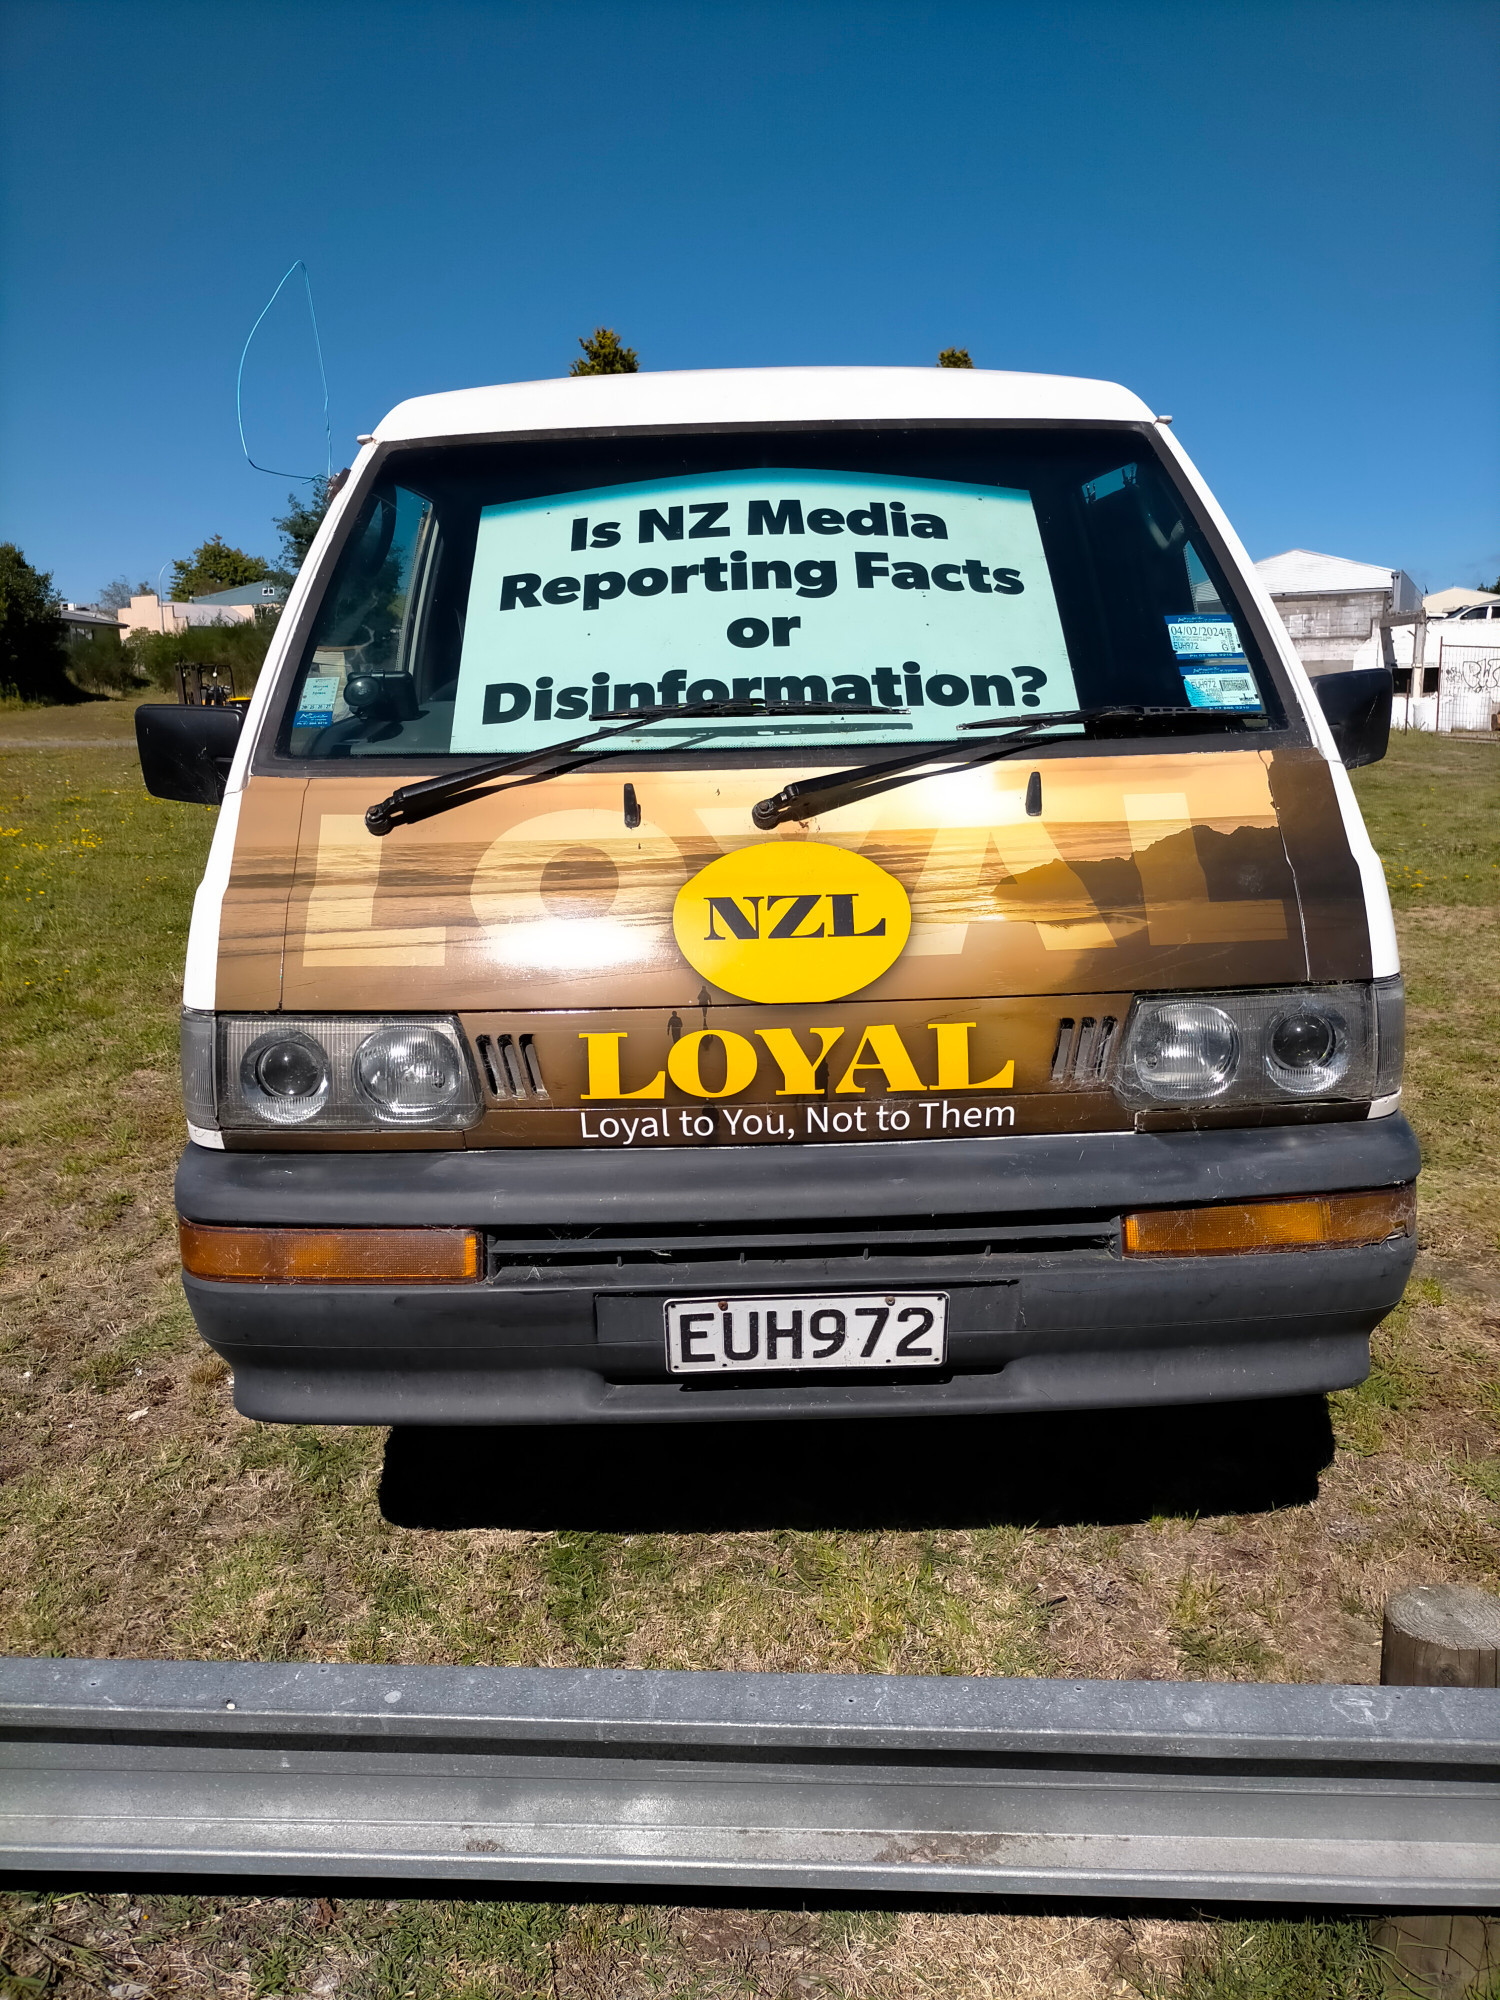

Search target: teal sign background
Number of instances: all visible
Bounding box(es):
[451,468,1078,751]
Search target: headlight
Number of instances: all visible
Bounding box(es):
[353,1024,470,1122]
[1117,983,1385,1110]
[239,1029,331,1125]
[1264,1001,1349,1095]
[210,1015,481,1132]
[1128,1001,1240,1102]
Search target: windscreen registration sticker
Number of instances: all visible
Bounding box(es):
[449,468,1079,751]
[1179,669,1262,709]
[1164,615,1262,711]
[292,674,342,728]
[1166,614,1253,658]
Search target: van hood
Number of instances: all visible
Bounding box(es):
[212,743,1371,1147]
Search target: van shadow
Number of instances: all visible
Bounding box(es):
[379,1396,1335,1533]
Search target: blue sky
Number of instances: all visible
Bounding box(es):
[2,0,1497,602]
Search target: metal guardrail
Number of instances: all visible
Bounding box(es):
[2,1657,1497,1904]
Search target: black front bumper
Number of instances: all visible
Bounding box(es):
[177,1117,1420,1425]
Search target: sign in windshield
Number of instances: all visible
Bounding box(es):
[451,470,1078,751]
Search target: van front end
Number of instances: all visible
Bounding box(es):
[176,1118,1416,1425]
[150,366,1418,1426]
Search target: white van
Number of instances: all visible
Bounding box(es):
[137,367,1417,1425]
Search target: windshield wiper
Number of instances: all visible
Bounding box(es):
[751,706,1203,829]
[365,700,906,835]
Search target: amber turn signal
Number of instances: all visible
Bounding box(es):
[179,1220,479,1283]
[1123,1186,1415,1257]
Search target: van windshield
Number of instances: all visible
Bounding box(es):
[277,427,1277,759]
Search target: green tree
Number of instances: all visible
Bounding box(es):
[0,542,82,704]
[270,470,348,582]
[169,535,270,600]
[938,347,974,368]
[570,328,639,375]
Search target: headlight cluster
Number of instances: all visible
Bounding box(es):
[183,1012,481,1133]
[1116,978,1402,1110]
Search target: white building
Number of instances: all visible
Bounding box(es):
[1254,549,1422,679]
[1388,615,1500,733]
[59,603,126,642]
[1255,550,1497,732]
[1424,586,1499,620]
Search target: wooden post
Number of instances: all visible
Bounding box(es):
[1375,1586,1500,1998]
[1382,1583,1500,1689]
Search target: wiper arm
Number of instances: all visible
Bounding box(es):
[751,706,1201,829]
[365,700,905,835]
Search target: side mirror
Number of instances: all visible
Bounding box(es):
[1314,667,1392,769]
[135,703,245,805]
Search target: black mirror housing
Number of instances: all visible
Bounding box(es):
[135,703,245,805]
[1313,667,1392,769]
[343,672,421,720]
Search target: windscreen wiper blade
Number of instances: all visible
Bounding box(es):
[365,700,906,835]
[750,706,1202,830]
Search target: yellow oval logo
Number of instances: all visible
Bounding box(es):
[673,842,911,1003]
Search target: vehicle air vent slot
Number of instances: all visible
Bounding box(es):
[1051,1015,1119,1087]
[475,1032,549,1102]
[1088,1015,1119,1080]
[1050,1018,1075,1080]
[475,1035,502,1097]
[518,1033,548,1098]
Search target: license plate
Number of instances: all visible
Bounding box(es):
[664,1292,948,1374]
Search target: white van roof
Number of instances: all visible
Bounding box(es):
[372,366,1157,444]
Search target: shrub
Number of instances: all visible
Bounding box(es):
[128,617,275,697]
[66,630,146,697]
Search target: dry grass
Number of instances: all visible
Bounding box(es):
[7,1891,1390,2000]
[1,712,1496,1998]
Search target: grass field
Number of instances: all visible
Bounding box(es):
[1,711,1496,1998]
